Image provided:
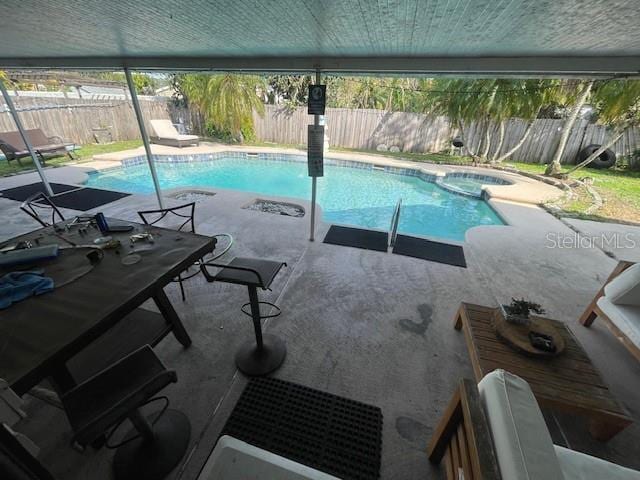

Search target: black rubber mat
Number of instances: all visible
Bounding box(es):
[50,187,130,211]
[323,225,388,252]
[392,234,467,267]
[0,182,78,201]
[222,377,383,480]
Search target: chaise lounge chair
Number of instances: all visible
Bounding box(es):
[0,129,76,166]
[149,119,199,148]
[580,260,640,362]
[428,369,640,480]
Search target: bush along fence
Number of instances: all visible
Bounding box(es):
[0,96,172,145]
[252,105,640,166]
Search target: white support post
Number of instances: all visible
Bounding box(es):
[124,68,164,208]
[0,79,54,197]
[309,69,321,242]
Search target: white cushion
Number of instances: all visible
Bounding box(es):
[175,134,199,141]
[555,445,640,480]
[478,369,564,480]
[150,119,179,138]
[605,263,640,306]
[597,296,640,347]
[198,435,339,479]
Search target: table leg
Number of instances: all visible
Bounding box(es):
[588,416,631,442]
[454,309,463,330]
[153,288,192,347]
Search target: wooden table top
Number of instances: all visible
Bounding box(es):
[454,303,631,427]
[0,220,214,392]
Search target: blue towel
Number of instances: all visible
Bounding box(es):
[0,270,54,309]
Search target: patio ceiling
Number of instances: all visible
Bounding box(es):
[0,0,639,75]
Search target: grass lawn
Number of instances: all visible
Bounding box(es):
[0,140,142,177]
[505,161,640,223]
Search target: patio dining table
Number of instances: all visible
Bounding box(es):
[0,218,215,396]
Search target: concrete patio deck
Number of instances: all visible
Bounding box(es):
[1,163,639,479]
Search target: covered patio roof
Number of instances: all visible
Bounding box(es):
[1,0,639,75]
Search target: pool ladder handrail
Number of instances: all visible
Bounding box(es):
[389,198,402,248]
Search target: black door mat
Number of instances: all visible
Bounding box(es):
[0,182,78,202]
[392,234,467,267]
[50,187,130,211]
[323,225,388,252]
[221,377,383,480]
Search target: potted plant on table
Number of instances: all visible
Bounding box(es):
[501,298,546,325]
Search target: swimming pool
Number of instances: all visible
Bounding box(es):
[86,154,506,241]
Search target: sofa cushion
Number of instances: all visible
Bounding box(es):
[596,297,640,347]
[555,445,640,480]
[478,369,564,480]
[605,263,640,306]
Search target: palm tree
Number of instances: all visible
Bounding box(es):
[428,79,559,162]
[567,79,640,174]
[492,79,563,163]
[545,80,593,175]
[179,74,265,142]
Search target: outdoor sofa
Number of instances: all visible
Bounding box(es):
[428,369,640,480]
[149,119,199,147]
[0,129,76,166]
[580,261,640,362]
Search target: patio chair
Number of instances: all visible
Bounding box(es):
[428,369,640,480]
[201,257,287,376]
[138,202,201,301]
[0,129,76,166]
[149,119,199,148]
[580,260,640,362]
[20,192,66,227]
[60,345,190,480]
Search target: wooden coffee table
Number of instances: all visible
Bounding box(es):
[454,302,632,441]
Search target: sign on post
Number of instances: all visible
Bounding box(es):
[308,85,326,115]
[307,125,324,177]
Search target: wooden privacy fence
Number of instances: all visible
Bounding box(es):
[0,96,172,145]
[253,105,640,165]
[2,97,638,166]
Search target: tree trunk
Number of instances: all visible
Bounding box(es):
[494,121,534,163]
[545,81,593,175]
[566,128,625,174]
[457,119,479,159]
[481,117,493,160]
[491,121,506,161]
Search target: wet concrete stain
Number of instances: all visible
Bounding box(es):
[398,304,433,335]
[396,416,432,448]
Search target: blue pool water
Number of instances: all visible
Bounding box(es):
[86,157,505,241]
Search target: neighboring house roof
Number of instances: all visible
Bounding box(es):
[0,0,639,75]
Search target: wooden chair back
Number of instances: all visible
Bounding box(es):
[427,379,501,480]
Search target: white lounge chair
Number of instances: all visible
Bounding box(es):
[580,261,640,362]
[149,119,199,147]
[429,369,640,480]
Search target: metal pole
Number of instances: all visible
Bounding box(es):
[0,79,54,196]
[309,69,321,242]
[124,68,164,208]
